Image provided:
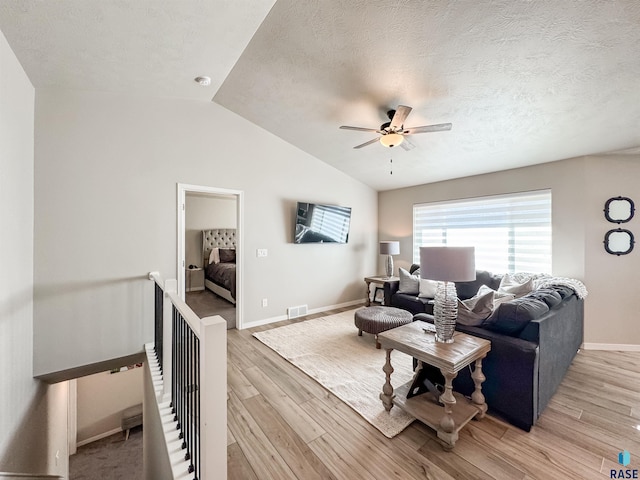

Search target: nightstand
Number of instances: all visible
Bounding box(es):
[186,267,204,292]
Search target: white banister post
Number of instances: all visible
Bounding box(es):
[162,278,177,402]
[199,314,227,480]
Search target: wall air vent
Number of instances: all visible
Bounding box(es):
[287,304,308,319]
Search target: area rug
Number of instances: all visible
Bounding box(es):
[252,309,416,438]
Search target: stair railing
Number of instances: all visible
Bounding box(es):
[148,272,227,480]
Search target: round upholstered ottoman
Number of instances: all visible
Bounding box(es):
[354,306,413,349]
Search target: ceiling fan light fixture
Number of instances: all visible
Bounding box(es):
[380,133,404,148]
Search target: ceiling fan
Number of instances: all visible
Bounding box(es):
[340,105,452,150]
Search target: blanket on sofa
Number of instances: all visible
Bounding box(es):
[510,273,588,299]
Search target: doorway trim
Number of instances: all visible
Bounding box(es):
[177,183,244,329]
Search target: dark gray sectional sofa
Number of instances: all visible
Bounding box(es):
[383,264,585,431]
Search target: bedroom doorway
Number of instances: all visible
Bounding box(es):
[177,183,243,330]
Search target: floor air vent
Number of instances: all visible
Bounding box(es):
[287,304,308,319]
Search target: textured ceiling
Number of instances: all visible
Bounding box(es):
[215,0,640,190]
[0,0,276,100]
[0,0,638,190]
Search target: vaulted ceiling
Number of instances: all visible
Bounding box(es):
[1,0,638,191]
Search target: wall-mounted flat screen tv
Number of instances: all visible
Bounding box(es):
[294,202,352,244]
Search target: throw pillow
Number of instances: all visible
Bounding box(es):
[418,278,439,298]
[498,274,534,298]
[397,267,420,294]
[477,285,515,307]
[208,247,220,265]
[456,289,496,326]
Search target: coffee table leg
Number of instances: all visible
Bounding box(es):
[437,370,458,450]
[380,348,395,412]
[471,355,488,418]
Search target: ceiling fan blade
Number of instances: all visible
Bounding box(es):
[399,136,415,151]
[353,137,381,149]
[340,125,381,133]
[405,123,452,135]
[390,105,412,129]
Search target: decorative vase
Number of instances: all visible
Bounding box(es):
[433,281,458,343]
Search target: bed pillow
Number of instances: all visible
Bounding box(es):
[397,267,420,294]
[219,248,236,263]
[497,274,534,298]
[208,247,220,265]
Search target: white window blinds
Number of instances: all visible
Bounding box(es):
[413,190,552,274]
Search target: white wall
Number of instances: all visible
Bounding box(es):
[379,155,640,347]
[33,89,378,376]
[0,30,68,477]
[185,193,237,268]
[76,367,143,444]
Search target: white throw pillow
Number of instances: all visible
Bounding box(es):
[477,284,515,306]
[497,274,534,298]
[457,289,496,326]
[397,267,420,294]
[208,247,220,265]
[418,278,439,298]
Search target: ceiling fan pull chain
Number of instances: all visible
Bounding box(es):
[390,158,393,175]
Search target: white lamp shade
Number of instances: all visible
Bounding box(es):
[379,133,404,148]
[420,246,475,282]
[379,241,400,255]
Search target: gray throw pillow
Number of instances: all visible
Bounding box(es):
[397,267,420,294]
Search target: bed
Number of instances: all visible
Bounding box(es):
[201,228,237,305]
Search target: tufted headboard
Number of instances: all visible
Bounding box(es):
[202,228,236,266]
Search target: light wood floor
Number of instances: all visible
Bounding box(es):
[227,306,640,479]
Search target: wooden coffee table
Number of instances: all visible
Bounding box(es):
[378,320,491,450]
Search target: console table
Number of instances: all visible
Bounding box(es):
[378,320,491,450]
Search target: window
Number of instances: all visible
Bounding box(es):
[413,190,552,273]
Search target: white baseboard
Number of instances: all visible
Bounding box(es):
[241,299,363,330]
[76,427,123,447]
[582,343,640,352]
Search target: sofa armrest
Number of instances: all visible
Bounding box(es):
[520,295,583,414]
[383,279,400,306]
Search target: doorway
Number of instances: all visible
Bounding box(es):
[177,183,243,329]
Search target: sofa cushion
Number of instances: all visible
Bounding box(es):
[483,296,550,336]
[397,267,420,294]
[550,285,574,299]
[527,288,562,308]
[392,293,434,314]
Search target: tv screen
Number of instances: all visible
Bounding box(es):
[294,202,351,244]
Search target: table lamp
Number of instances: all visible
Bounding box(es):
[420,246,475,343]
[379,241,400,278]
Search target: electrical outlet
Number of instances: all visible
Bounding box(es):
[257,248,268,257]
[262,298,268,307]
